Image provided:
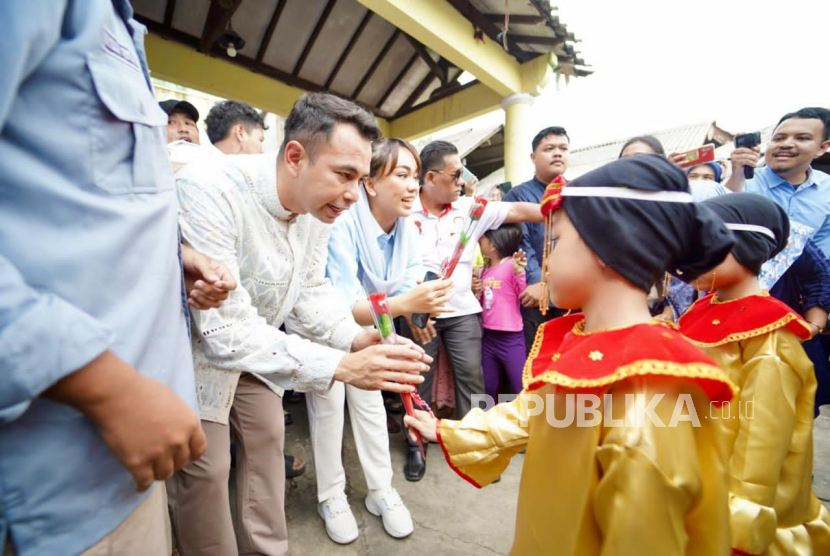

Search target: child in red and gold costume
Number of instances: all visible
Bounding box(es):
[406,155,739,555]
[680,193,830,556]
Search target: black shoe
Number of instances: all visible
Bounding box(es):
[404,445,426,481]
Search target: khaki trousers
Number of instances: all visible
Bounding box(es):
[81,483,170,555]
[171,374,287,556]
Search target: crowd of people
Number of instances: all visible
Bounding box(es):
[3,2,830,556]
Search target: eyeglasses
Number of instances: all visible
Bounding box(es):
[430,168,464,182]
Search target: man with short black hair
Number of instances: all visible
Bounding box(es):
[159,99,200,145]
[205,100,267,154]
[726,107,830,412]
[727,107,830,256]
[171,92,430,556]
[503,126,570,352]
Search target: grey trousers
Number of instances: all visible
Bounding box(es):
[402,314,485,419]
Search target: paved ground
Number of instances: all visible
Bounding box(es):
[283,400,830,556]
[283,399,519,556]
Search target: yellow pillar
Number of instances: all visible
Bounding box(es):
[501,93,534,186]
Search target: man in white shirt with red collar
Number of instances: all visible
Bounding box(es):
[402,140,542,480]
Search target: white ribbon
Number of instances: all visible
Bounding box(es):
[561,187,693,203]
[724,223,777,240]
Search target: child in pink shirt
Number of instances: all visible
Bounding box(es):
[478,224,527,399]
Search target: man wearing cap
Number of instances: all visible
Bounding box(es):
[160,99,200,145]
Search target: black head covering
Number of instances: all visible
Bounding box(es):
[702,193,790,274]
[562,154,734,292]
[159,99,200,122]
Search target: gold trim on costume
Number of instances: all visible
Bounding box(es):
[528,360,738,396]
[686,313,812,348]
[571,318,677,337]
[521,323,736,397]
[522,324,547,387]
[710,290,770,305]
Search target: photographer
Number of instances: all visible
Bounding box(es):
[725,108,830,257]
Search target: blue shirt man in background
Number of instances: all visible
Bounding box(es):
[726,107,830,256]
[503,126,570,353]
[726,107,830,414]
[0,2,231,554]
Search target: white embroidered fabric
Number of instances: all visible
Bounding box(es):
[176,153,361,423]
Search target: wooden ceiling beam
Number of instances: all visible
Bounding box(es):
[351,28,401,100]
[292,0,337,76]
[163,0,177,27]
[394,79,477,120]
[199,0,245,54]
[401,33,446,85]
[483,14,545,25]
[510,34,565,46]
[138,17,200,47]
[256,0,287,63]
[375,51,417,111]
[324,10,373,89]
[139,17,323,96]
[397,70,436,114]
[444,0,530,62]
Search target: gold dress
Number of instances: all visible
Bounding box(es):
[680,291,830,555]
[437,314,738,555]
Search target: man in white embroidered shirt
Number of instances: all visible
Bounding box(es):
[172,93,430,556]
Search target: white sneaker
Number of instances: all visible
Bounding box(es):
[318,494,359,544]
[365,488,414,539]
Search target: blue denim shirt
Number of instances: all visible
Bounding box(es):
[503,176,547,284]
[745,165,830,257]
[0,1,195,554]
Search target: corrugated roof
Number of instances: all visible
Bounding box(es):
[413,121,502,159]
[567,121,717,177]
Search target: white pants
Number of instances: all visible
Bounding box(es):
[306,382,393,502]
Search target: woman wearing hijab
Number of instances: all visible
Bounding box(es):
[406,155,738,555]
[681,193,830,556]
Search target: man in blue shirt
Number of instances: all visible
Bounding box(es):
[0,2,229,554]
[503,126,570,352]
[726,107,830,413]
[726,107,830,257]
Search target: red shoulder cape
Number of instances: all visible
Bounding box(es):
[523,313,736,403]
[679,291,811,347]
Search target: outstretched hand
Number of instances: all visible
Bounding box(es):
[404,410,439,443]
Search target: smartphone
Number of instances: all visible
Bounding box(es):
[734,132,762,179]
[677,145,715,169]
[411,271,441,329]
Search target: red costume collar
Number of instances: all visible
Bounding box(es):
[679,291,811,347]
[523,313,736,403]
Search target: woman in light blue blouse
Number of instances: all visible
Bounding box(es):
[309,139,452,544]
